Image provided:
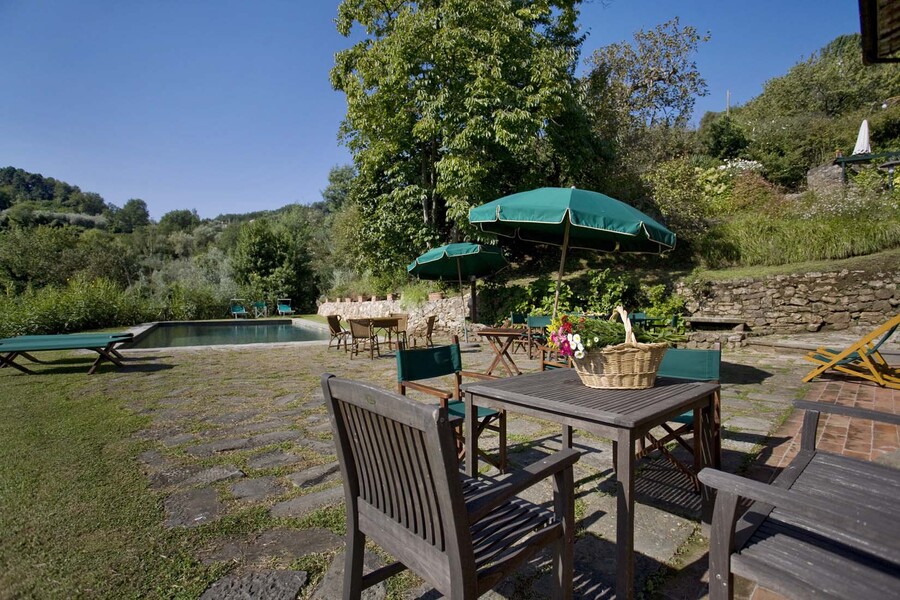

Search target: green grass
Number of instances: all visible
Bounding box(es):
[691,246,900,281]
[0,370,226,598]
[298,314,327,325]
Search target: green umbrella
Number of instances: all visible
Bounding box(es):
[469,187,676,317]
[408,243,508,341]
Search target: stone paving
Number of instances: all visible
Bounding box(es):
[113,327,892,599]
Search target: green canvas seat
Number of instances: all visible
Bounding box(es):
[637,346,721,491]
[276,298,294,316]
[396,335,507,472]
[230,299,249,318]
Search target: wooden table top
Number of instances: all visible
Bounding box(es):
[463,368,719,429]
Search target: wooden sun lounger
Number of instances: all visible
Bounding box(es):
[802,314,900,389]
[0,333,132,375]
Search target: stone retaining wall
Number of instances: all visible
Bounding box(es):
[675,267,900,336]
[317,295,469,337]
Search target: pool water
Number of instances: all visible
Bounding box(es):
[128,321,330,349]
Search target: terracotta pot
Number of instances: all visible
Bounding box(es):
[357,295,366,302]
[386,293,395,301]
[428,292,443,301]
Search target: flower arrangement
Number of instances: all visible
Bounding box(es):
[548,313,682,359]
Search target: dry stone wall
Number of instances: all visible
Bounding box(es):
[676,266,900,337]
[317,295,469,337]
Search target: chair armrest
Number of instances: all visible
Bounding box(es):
[460,370,497,381]
[699,468,898,554]
[793,400,900,425]
[466,449,580,524]
[400,380,453,400]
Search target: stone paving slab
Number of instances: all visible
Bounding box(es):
[269,486,344,519]
[229,477,286,501]
[287,462,339,489]
[246,450,303,470]
[201,528,341,565]
[164,488,224,528]
[199,570,308,600]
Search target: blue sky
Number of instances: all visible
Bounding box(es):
[0,1,859,220]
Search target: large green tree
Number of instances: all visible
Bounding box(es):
[332,0,590,273]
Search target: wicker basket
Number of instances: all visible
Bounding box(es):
[572,306,669,389]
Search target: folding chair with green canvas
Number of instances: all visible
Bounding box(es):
[252,301,268,318]
[276,298,294,316]
[396,335,507,472]
[802,313,900,389]
[634,346,721,492]
[230,299,249,319]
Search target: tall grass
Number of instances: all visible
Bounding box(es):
[700,215,900,267]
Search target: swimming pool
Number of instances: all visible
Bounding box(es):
[127,320,330,349]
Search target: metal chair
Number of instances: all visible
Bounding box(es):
[396,335,507,472]
[322,374,578,600]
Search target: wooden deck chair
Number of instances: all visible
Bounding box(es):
[802,314,900,389]
[276,298,294,316]
[322,374,577,600]
[635,346,721,491]
[348,319,379,360]
[396,335,507,472]
[327,315,350,351]
[525,315,552,359]
[230,299,249,319]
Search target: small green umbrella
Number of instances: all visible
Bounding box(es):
[408,243,508,341]
[469,187,676,317]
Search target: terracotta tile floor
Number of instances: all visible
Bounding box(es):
[744,374,899,600]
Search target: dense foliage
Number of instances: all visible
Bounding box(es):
[2,21,900,332]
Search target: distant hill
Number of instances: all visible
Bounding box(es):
[0,166,110,215]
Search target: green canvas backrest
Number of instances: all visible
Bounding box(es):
[396,343,463,383]
[510,312,527,325]
[657,348,721,381]
[628,312,647,321]
[527,315,552,328]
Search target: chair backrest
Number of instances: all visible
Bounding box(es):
[527,315,552,329]
[322,374,469,584]
[424,315,436,335]
[396,340,462,383]
[628,312,647,321]
[867,318,900,354]
[391,313,409,333]
[231,302,246,313]
[657,347,721,381]
[326,314,343,335]
[348,319,371,338]
[510,312,527,326]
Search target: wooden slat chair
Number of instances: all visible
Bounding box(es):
[636,346,721,491]
[327,315,350,352]
[322,374,579,600]
[348,319,379,360]
[525,315,552,359]
[802,313,900,389]
[699,400,900,600]
[396,335,507,472]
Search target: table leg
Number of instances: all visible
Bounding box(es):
[615,429,636,600]
[465,391,478,477]
[495,336,521,376]
[561,425,573,449]
[483,336,506,376]
[698,392,719,526]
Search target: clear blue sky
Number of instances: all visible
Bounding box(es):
[0,0,859,220]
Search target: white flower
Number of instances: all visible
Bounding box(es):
[574,350,585,359]
[566,333,573,343]
[576,342,584,352]
[593,336,599,343]
[572,334,581,344]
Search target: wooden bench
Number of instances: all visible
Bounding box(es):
[699,400,900,600]
[684,316,746,332]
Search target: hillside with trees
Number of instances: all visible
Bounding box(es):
[2,3,899,337]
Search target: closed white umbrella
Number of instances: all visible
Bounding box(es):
[853,119,871,155]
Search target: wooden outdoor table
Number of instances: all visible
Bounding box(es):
[463,368,721,600]
[476,327,526,376]
[363,317,402,351]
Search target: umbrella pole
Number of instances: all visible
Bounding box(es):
[553,218,571,320]
[457,258,468,342]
